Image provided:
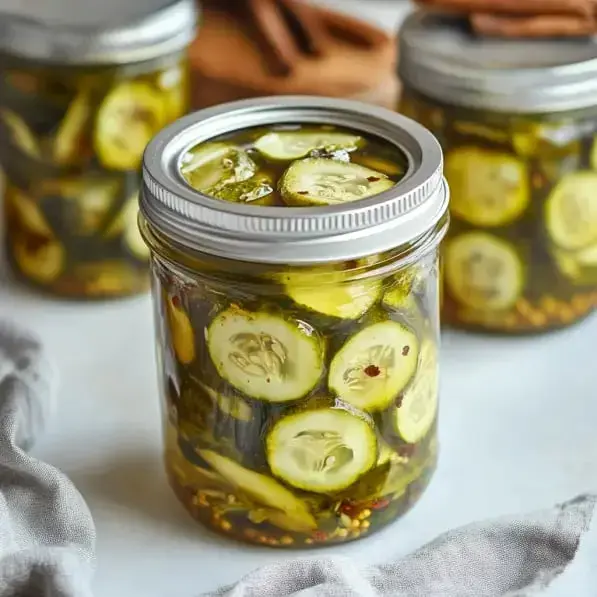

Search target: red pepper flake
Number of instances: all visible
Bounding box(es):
[364,365,380,377]
[171,295,182,309]
[402,345,410,356]
[312,530,328,542]
[370,498,390,511]
[340,501,358,516]
[367,176,380,182]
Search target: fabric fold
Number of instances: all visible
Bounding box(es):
[0,322,95,597]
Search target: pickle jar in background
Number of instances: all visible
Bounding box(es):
[0,0,198,299]
[398,12,597,334]
[139,96,449,547]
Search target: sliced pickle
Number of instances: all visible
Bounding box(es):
[444,232,525,311]
[52,89,92,166]
[382,288,423,331]
[353,154,406,178]
[199,449,316,529]
[254,130,361,161]
[197,381,253,423]
[281,268,382,320]
[393,340,438,444]
[552,244,597,285]
[95,81,167,171]
[207,307,324,403]
[166,295,196,365]
[39,177,121,235]
[181,143,256,192]
[207,174,274,205]
[329,320,419,412]
[545,172,597,251]
[0,108,41,158]
[6,186,53,236]
[13,236,65,283]
[266,407,377,494]
[105,193,149,260]
[445,147,529,227]
[156,65,186,121]
[279,158,394,207]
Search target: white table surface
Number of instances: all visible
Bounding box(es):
[2,2,597,596]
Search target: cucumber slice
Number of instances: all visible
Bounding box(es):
[254,131,361,161]
[444,232,525,311]
[545,172,597,251]
[166,294,196,365]
[266,407,377,493]
[207,307,324,403]
[6,186,53,237]
[207,174,274,205]
[393,340,438,444]
[280,158,394,207]
[53,89,92,166]
[282,269,382,320]
[12,236,65,284]
[95,81,166,171]
[180,143,256,192]
[329,320,419,412]
[199,449,316,529]
[445,147,529,228]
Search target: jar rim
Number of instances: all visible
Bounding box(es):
[399,11,597,114]
[0,0,199,66]
[140,96,449,266]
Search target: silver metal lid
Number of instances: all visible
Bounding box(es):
[141,96,448,265]
[0,0,198,65]
[399,11,597,113]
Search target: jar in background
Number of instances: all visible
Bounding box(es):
[399,12,597,334]
[0,0,198,299]
[140,96,449,547]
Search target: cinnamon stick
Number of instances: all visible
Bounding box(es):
[319,7,390,48]
[471,12,597,36]
[416,0,593,16]
[279,0,330,57]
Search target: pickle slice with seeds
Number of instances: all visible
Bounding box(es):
[166,294,196,365]
[12,236,65,284]
[197,381,253,423]
[280,158,394,206]
[545,171,597,251]
[328,320,419,412]
[199,449,316,529]
[445,232,525,311]
[254,131,361,161]
[207,307,324,403]
[393,340,438,444]
[445,147,529,228]
[95,81,166,171]
[207,174,274,205]
[181,143,256,192]
[266,407,377,494]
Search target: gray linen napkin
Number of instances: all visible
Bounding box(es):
[0,321,95,597]
[202,495,597,597]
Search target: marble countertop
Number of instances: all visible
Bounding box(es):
[2,2,597,596]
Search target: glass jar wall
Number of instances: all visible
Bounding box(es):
[398,12,597,334]
[146,230,441,547]
[0,0,197,299]
[139,97,449,547]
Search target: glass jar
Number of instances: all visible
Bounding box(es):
[0,0,198,299]
[140,96,449,547]
[398,12,597,334]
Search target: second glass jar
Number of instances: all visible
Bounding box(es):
[0,0,197,299]
[399,12,597,334]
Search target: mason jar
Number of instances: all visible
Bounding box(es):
[0,0,198,299]
[399,12,597,334]
[140,96,449,547]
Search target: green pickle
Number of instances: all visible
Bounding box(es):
[151,122,440,547]
[0,59,189,298]
[400,89,597,333]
